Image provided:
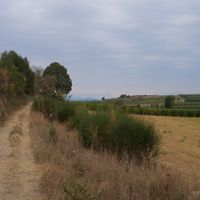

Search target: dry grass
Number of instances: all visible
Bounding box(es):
[30,112,200,200]
[137,115,200,179]
[9,125,23,147]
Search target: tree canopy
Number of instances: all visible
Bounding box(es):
[43,62,72,95]
[164,96,175,108]
[0,51,35,95]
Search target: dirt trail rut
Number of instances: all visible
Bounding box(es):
[0,103,43,200]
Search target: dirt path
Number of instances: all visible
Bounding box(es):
[0,103,43,200]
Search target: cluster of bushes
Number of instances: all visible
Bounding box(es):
[72,109,160,161]
[123,107,200,117]
[32,96,75,122]
[33,96,161,161]
[85,102,111,112]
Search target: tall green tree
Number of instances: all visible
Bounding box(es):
[0,51,35,95]
[43,62,72,95]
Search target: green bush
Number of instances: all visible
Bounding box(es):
[73,110,160,161]
[32,96,56,119]
[33,96,76,123]
[109,114,160,160]
[124,106,200,118]
[71,109,87,128]
[77,111,111,149]
[57,103,75,122]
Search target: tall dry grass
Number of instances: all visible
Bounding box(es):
[30,112,200,200]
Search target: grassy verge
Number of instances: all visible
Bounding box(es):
[32,96,75,121]
[33,96,160,161]
[30,112,199,200]
[72,109,160,161]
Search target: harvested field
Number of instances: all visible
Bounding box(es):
[138,115,200,178]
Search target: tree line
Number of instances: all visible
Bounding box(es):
[0,50,72,113]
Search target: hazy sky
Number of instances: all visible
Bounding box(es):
[0,0,199,98]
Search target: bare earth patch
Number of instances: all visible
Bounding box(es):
[0,103,43,200]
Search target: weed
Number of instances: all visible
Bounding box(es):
[57,103,75,123]
[64,180,97,200]
[49,124,57,144]
[180,136,187,143]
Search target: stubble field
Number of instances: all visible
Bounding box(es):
[140,115,200,178]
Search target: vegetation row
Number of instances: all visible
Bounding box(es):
[123,107,200,117]
[33,96,160,162]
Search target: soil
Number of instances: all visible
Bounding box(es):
[0,103,43,200]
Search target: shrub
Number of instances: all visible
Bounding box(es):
[49,125,57,144]
[33,96,76,122]
[57,103,75,122]
[77,111,111,149]
[32,96,56,119]
[64,180,98,200]
[71,109,89,129]
[78,112,93,148]
[73,110,160,161]
[0,69,10,95]
[124,106,200,118]
[107,114,160,160]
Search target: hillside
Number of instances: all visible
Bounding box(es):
[106,94,200,109]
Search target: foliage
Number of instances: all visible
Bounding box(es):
[32,96,75,121]
[7,69,26,97]
[32,96,56,119]
[164,96,175,108]
[71,109,89,129]
[0,50,35,95]
[57,103,75,122]
[123,107,200,117]
[49,125,57,144]
[64,180,97,200]
[33,96,160,161]
[72,109,160,161]
[0,69,10,95]
[35,75,56,96]
[43,62,72,95]
[110,114,160,160]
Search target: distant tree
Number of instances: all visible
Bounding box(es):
[164,96,175,108]
[43,62,72,95]
[119,94,126,99]
[102,97,105,101]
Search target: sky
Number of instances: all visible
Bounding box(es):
[0,0,200,98]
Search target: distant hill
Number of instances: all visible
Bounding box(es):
[104,94,200,109]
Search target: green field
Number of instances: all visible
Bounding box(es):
[82,94,200,117]
[104,94,200,109]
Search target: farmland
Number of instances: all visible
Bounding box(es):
[83,94,200,117]
[1,50,200,199]
[104,94,200,109]
[137,115,200,178]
